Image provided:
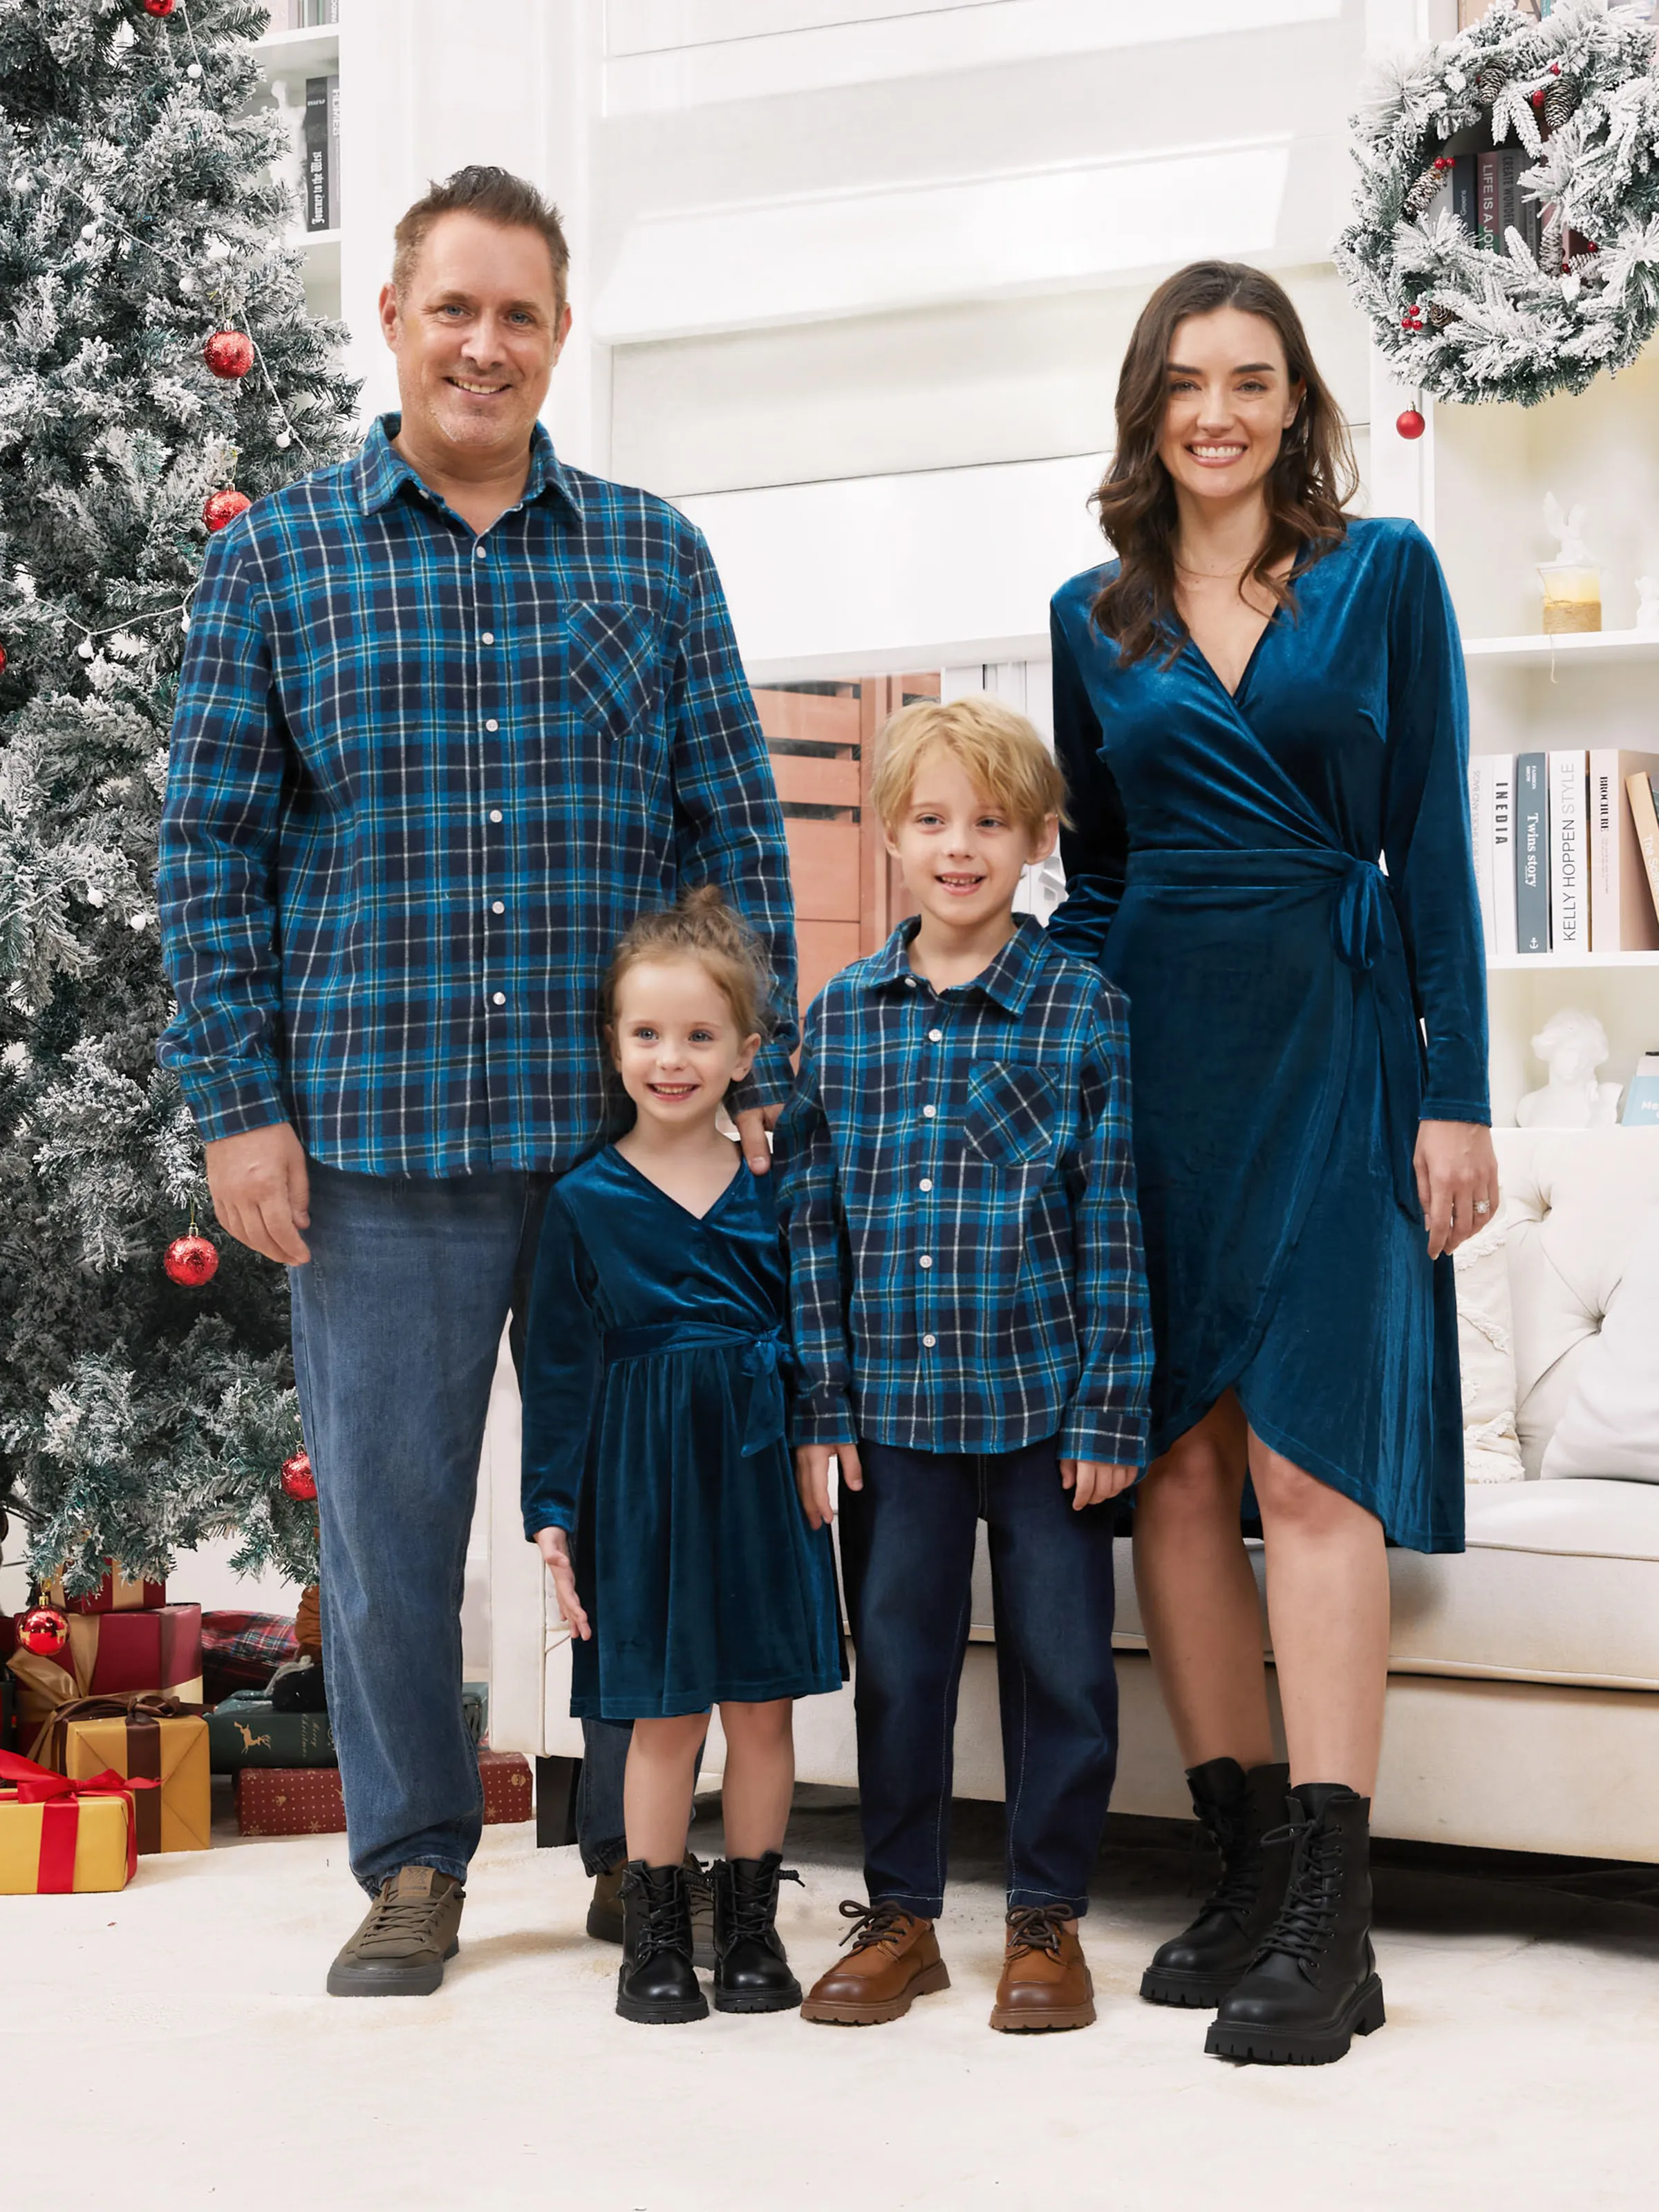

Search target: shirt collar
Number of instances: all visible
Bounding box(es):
[353,414,583,521]
[864,913,1053,1014]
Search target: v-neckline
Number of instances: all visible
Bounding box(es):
[609,1142,745,1226]
[1184,605,1277,704]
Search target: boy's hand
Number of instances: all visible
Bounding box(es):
[1061,1459,1138,1510]
[795,1441,861,1530]
[534,1525,591,1640]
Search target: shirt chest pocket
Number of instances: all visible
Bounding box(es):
[568,601,661,745]
[962,1060,1058,1169]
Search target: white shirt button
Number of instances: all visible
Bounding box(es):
[485,718,499,732]
[919,1178,933,1192]
[922,1333,937,1349]
[903,977,916,989]
[474,544,487,559]
[491,900,505,915]
[482,631,495,644]
[919,1254,932,1269]
[928,1028,943,1042]
[491,991,506,1006]
[489,809,503,823]
[921,1105,936,1119]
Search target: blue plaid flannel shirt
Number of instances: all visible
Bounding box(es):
[775,916,1152,1463]
[157,416,797,1174]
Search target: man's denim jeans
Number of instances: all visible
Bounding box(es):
[838,1436,1118,1920]
[289,1161,628,1893]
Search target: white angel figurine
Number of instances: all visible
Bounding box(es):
[1515,1007,1622,1128]
[1635,577,1659,635]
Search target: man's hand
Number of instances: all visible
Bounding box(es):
[795,1441,861,1530]
[1061,1459,1138,1510]
[205,1123,312,1266]
[1414,1119,1501,1260]
[735,1100,785,1175]
[534,1526,591,1641]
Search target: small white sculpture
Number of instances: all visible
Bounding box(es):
[1635,576,1659,634]
[1516,1006,1622,1128]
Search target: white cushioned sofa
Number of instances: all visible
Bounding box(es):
[485,1127,1659,1863]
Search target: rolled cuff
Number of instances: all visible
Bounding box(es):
[178,1062,290,1145]
[733,1042,796,1115]
[789,1394,857,1449]
[522,1505,575,1542]
[1057,1411,1150,1468]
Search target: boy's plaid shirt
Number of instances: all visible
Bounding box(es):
[775,916,1152,1463]
[157,417,797,1174]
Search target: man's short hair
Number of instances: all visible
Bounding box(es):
[392,165,570,306]
[872,695,1068,842]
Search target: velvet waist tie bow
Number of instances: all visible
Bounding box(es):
[1126,847,1423,1217]
[602,1322,791,1458]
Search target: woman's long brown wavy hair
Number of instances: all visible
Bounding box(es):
[1091,261,1358,666]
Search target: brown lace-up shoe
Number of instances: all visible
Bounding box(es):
[988,1906,1096,2032]
[799,1900,950,2025]
[326,1865,465,1997]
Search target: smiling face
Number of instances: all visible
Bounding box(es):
[379,210,570,467]
[608,957,760,1135]
[1157,305,1304,513]
[884,747,1056,936]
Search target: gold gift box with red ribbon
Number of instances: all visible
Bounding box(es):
[0,1749,148,1895]
[30,1696,210,1855]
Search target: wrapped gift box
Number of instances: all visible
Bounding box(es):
[208,1683,486,1773]
[6,1606,203,1742]
[33,1698,209,1855]
[46,1565,167,1617]
[236,1747,531,1837]
[0,1752,140,1894]
[200,1611,298,1704]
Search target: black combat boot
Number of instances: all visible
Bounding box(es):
[616,1860,709,2025]
[711,1851,805,2014]
[1205,1783,1386,2065]
[1141,1758,1292,2007]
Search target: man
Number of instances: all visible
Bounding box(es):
[158,167,796,1995]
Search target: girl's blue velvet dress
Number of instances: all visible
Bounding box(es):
[1049,517,1488,1554]
[520,1146,844,1719]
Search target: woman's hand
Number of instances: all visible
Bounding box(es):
[1061,1459,1139,1509]
[534,1525,591,1640]
[795,1441,861,1530]
[1414,1120,1501,1259]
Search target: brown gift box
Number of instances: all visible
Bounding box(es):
[236,1747,532,1837]
[45,1564,167,1617]
[34,1697,210,1855]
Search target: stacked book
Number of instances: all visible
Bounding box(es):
[303,71,341,233]
[1468,751,1659,958]
[276,2,340,24]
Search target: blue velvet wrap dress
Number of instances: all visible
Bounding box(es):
[1048,516,1488,1554]
[520,1147,845,1719]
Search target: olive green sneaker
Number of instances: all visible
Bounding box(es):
[588,1852,713,1969]
[326,1865,465,1997]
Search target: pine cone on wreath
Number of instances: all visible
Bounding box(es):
[1402,158,1452,220]
[1427,301,1456,329]
[1543,79,1580,131]
[1474,63,1506,106]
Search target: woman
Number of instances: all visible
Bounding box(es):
[1048,261,1497,2067]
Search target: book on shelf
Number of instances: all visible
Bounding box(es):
[1468,757,1498,957]
[1515,751,1550,955]
[281,1,340,25]
[1489,753,1517,959]
[1548,750,1586,954]
[1623,1051,1659,1129]
[1590,751,1659,953]
[1628,769,1659,932]
[302,73,339,233]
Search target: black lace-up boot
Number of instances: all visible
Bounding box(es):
[711,1851,805,2014]
[1141,1758,1293,2007]
[616,1860,709,2025]
[1205,1783,1385,2064]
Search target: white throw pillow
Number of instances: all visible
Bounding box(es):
[1454,1205,1525,1482]
[1542,1201,1659,1483]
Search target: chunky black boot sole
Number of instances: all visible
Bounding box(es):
[1204,1973,1385,2065]
[1139,1961,1241,2009]
[616,1973,710,2025]
[713,1972,803,2015]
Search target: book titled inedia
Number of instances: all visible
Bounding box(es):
[1514,753,1549,955]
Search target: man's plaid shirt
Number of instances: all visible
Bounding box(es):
[775,916,1152,1463]
[158,417,797,1174]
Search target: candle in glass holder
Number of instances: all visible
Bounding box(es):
[1538,561,1602,634]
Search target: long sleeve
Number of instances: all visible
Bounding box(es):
[1061,991,1154,1465]
[1047,595,1131,965]
[773,1011,856,1446]
[156,526,290,1141]
[668,523,800,1103]
[520,1192,605,1537]
[1382,524,1490,1126]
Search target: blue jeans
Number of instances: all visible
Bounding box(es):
[838,1436,1118,1920]
[289,1162,629,1893]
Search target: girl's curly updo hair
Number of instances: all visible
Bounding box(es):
[600,885,774,1052]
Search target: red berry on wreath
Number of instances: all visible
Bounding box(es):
[1396,409,1426,440]
[203,487,252,532]
[164,1232,220,1287]
[280,1449,317,1502]
[18,1604,71,1658]
[203,330,255,380]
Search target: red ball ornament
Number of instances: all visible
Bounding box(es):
[0,644,7,675]
[280,1450,317,1503]
[1396,409,1426,441]
[203,488,252,533]
[203,330,255,380]
[18,1605,71,1658]
[164,1232,219,1287]
[142,0,178,15]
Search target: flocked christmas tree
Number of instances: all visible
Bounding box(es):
[0,0,357,1595]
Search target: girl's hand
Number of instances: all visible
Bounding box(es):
[1414,1120,1500,1259]
[795,1441,861,1530]
[1061,1459,1138,1509]
[534,1525,591,1641]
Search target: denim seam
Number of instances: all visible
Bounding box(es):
[931,1577,974,1905]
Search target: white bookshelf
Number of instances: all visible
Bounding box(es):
[253,12,344,321]
[1463,630,1659,669]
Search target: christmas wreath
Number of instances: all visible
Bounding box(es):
[1335,0,1659,408]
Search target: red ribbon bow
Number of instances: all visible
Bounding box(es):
[0,1747,157,1890]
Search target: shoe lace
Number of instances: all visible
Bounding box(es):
[1253,1810,1344,1970]
[621,1866,693,1966]
[727,1864,803,1945]
[362,1877,450,1948]
[834,1897,915,1955]
[1004,1904,1070,1960]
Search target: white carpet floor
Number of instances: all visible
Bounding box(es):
[9,1786,1658,2212]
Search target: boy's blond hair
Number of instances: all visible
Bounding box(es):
[871,695,1068,842]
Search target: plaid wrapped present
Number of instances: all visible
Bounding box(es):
[200,1611,298,1705]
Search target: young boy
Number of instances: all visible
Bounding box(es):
[776,694,1153,2034]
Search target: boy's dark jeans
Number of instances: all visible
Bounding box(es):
[838,1435,1118,1921]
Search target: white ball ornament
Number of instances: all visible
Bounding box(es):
[178,274,194,294]
[77,638,95,660]
[276,431,293,450]
[186,62,203,79]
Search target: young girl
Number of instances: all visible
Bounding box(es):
[522,888,843,2025]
